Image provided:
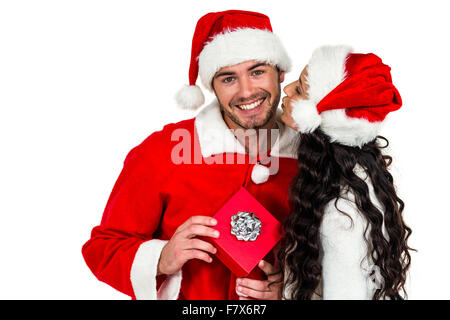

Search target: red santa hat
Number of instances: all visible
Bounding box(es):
[175,10,292,110]
[290,45,402,147]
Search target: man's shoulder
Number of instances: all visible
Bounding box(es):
[124,117,196,163]
[141,117,195,147]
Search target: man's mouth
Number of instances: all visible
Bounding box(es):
[236,98,265,111]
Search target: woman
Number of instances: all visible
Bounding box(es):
[276,45,413,300]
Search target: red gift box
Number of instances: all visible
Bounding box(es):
[210,187,281,278]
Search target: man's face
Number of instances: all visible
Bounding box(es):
[212,60,285,130]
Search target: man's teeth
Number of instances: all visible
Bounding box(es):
[238,99,264,110]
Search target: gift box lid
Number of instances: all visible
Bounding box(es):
[210,186,281,277]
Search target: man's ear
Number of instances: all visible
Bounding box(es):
[279,71,285,83]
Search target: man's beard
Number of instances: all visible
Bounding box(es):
[218,83,282,130]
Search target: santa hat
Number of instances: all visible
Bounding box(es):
[175,10,292,110]
[290,45,402,147]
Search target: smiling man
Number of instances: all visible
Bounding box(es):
[213,61,284,131]
[211,60,285,158]
[82,10,299,300]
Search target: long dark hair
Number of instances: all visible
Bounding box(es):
[275,130,413,300]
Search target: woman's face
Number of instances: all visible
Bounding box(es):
[281,65,309,131]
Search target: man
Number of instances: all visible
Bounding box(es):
[82,10,299,300]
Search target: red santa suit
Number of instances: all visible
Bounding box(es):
[83,9,295,300]
[82,99,299,299]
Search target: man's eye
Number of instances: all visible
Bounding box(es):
[222,77,235,83]
[252,70,264,76]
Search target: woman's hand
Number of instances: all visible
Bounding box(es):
[235,260,282,300]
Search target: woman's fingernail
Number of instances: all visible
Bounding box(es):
[236,287,248,297]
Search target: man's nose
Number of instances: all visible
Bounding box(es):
[237,76,256,99]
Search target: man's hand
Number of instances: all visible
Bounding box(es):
[157,216,219,275]
[235,260,282,300]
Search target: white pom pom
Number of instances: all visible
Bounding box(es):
[175,85,205,110]
[290,99,322,133]
[251,163,270,184]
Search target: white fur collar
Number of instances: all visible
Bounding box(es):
[194,99,298,159]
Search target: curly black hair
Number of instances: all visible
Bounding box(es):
[273,130,413,300]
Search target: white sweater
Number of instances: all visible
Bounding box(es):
[285,166,388,300]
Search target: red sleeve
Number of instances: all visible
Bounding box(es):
[82,131,168,298]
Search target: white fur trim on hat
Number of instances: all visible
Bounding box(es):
[198,28,292,90]
[304,45,381,147]
[306,45,353,104]
[290,45,381,147]
[290,98,322,133]
[175,84,205,110]
[290,45,352,134]
[320,109,382,147]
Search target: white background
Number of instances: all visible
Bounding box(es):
[1,0,449,299]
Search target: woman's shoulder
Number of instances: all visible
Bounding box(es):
[318,165,387,299]
[320,164,382,240]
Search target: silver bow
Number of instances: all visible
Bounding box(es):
[230,211,261,241]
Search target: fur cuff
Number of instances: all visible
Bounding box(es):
[130,239,182,300]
